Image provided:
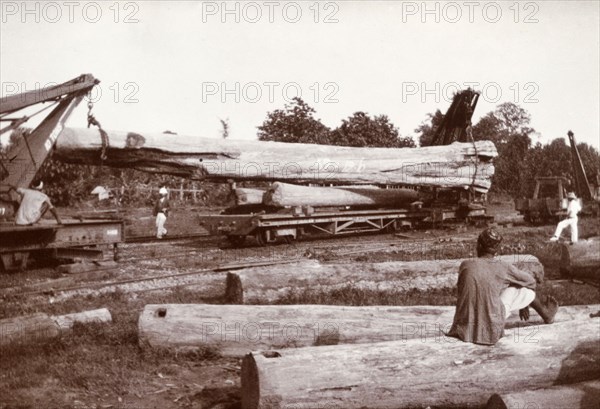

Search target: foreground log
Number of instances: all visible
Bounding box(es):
[262,182,420,207]
[241,318,600,409]
[0,308,112,347]
[235,188,265,205]
[225,255,543,304]
[56,128,497,191]
[560,237,600,281]
[138,304,599,357]
[487,379,600,409]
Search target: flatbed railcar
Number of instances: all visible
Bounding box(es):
[199,203,491,246]
[0,219,124,271]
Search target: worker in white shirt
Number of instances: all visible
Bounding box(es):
[8,182,62,225]
[153,187,170,239]
[550,192,581,243]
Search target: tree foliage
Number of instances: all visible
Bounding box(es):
[257,97,331,144]
[330,112,415,148]
[414,109,444,147]
[414,102,600,197]
[258,97,414,148]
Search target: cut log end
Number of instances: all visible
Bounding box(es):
[241,353,261,409]
[225,272,243,304]
[486,394,508,409]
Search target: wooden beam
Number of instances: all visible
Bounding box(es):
[241,318,600,409]
[56,128,497,191]
[224,255,544,304]
[138,304,599,357]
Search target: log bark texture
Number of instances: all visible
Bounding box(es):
[560,237,600,281]
[262,182,420,208]
[0,308,112,347]
[241,318,600,409]
[486,379,600,409]
[56,128,497,191]
[225,255,544,304]
[138,304,599,357]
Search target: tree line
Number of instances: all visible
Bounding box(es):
[259,98,600,198]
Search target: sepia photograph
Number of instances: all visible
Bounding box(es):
[1,1,599,408]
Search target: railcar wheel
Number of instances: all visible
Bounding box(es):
[255,230,268,247]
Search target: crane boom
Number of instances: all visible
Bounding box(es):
[429,89,480,146]
[567,131,594,201]
[0,74,99,192]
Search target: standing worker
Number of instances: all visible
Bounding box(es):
[447,228,558,345]
[550,192,581,243]
[8,182,62,225]
[154,186,170,239]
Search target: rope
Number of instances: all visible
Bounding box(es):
[467,124,479,196]
[86,100,109,161]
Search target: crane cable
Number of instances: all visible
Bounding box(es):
[467,123,479,197]
[86,95,109,162]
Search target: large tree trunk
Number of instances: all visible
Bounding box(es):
[225,255,543,304]
[0,308,112,347]
[486,379,600,409]
[262,182,420,207]
[241,318,600,409]
[138,304,599,357]
[560,237,600,281]
[55,128,497,191]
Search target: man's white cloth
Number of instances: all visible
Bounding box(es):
[500,286,535,319]
[15,188,52,225]
[156,212,167,238]
[553,199,581,242]
[91,186,110,201]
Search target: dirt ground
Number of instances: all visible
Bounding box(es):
[1,200,599,409]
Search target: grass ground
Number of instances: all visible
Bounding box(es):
[1,202,598,409]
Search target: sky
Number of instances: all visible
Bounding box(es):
[1,0,599,150]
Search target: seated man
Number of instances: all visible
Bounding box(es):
[9,182,62,226]
[447,228,558,345]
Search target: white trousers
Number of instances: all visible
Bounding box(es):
[156,212,167,238]
[554,217,578,243]
[500,287,535,319]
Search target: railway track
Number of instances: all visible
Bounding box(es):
[1,257,307,300]
[0,223,535,303]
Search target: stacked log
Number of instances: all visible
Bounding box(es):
[56,128,497,192]
[262,182,420,208]
[240,317,600,409]
[138,304,599,357]
[234,188,266,206]
[225,255,543,304]
[0,308,112,347]
[560,237,600,281]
